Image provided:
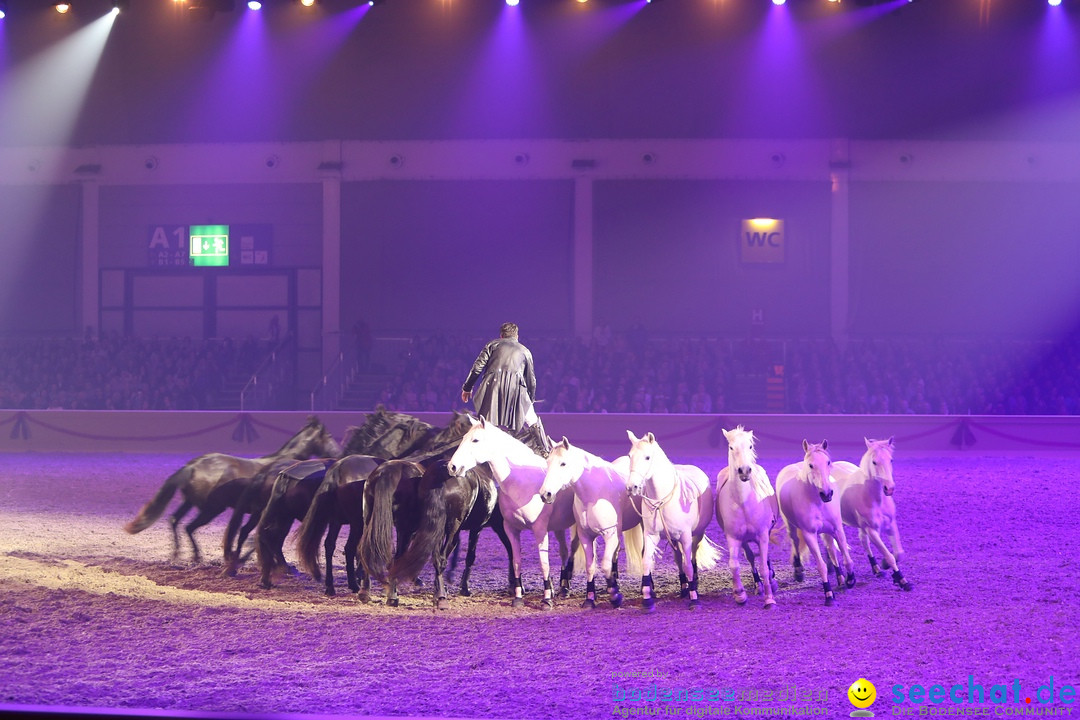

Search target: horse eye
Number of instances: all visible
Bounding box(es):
[809,463,814,469]
[872,460,878,466]
[560,462,566,467]
[471,438,478,443]
[645,455,651,461]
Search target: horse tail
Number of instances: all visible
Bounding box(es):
[570,524,586,574]
[359,462,413,582]
[295,471,339,581]
[694,534,723,572]
[621,523,644,577]
[124,464,193,534]
[389,482,446,584]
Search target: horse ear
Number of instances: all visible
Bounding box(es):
[864,437,873,448]
[802,439,810,452]
[722,428,732,441]
[626,429,639,443]
[559,436,571,449]
[888,436,896,447]
[646,431,655,443]
[821,439,829,450]
[478,415,487,428]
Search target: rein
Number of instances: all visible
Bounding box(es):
[628,470,680,550]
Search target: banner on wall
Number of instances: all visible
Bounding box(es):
[147,224,272,267]
[740,218,785,264]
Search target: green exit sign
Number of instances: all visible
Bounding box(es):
[189,225,229,267]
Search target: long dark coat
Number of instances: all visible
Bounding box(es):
[461,337,536,432]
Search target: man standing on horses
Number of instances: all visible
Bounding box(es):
[461,322,538,432]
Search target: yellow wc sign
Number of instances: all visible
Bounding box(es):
[740,218,785,264]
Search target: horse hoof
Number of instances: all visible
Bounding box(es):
[845,572,856,589]
[679,588,690,599]
[824,593,834,607]
[794,569,805,582]
[459,588,471,597]
[386,598,399,607]
[734,591,748,605]
[581,598,596,609]
[763,599,776,610]
[324,587,336,597]
[541,598,554,611]
[641,597,656,613]
[559,588,571,599]
[437,598,450,611]
[259,581,272,590]
[688,599,701,610]
[610,592,624,609]
[356,592,370,603]
[900,580,914,591]
[511,597,525,609]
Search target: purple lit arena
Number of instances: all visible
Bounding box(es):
[1,1,1080,720]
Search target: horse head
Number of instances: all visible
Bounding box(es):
[296,416,342,459]
[801,438,834,503]
[625,430,663,497]
[723,426,757,483]
[447,415,489,477]
[540,437,580,504]
[862,436,896,497]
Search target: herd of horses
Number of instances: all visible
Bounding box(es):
[124,408,912,612]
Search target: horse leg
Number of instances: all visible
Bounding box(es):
[581,532,598,609]
[458,528,481,597]
[489,518,515,596]
[345,526,370,602]
[506,524,525,608]
[323,522,342,596]
[640,532,658,613]
[742,541,762,595]
[560,531,578,599]
[168,500,193,562]
[759,532,776,609]
[235,511,261,565]
[887,516,905,562]
[727,536,748,605]
[823,535,843,589]
[790,527,805,582]
[859,527,881,576]
[536,525,554,610]
[184,506,225,565]
[433,540,450,611]
[682,535,701,610]
[802,532,833,606]
[866,526,912,591]
[834,526,857,589]
[601,530,623,609]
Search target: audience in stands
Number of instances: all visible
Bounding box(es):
[2,329,1077,415]
[0,332,271,410]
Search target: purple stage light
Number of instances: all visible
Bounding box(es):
[247,0,261,9]
[1048,0,1061,6]
[772,0,785,5]
[506,0,519,6]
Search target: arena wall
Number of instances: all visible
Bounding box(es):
[1,410,1077,458]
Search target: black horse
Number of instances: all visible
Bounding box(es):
[253,458,339,589]
[292,409,475,597]
[123,416,341,563]
[361,418,554,607]
[389,459,503,610]
[217,423,382,575]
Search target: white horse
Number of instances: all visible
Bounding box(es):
[447,416,577,609]
[775,439,855,606]
[833,437,913,591]
[539,438,644,609]
[625,430,720,611]
[715,426,781,608]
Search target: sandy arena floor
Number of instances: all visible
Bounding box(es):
[1,450,1078,720]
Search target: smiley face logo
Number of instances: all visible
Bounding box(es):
[848,678,877,712]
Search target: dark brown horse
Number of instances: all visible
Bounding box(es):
[389,459,503,610]
[123,416,341,563]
